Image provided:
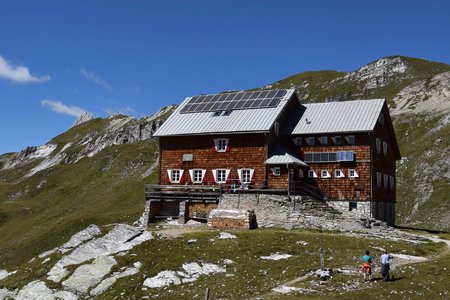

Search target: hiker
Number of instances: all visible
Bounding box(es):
[380,251,393,281]
[362,250,373,281]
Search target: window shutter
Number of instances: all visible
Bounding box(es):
[188,170,194,184]
[201,169,207,183]
[166,170,172,183]
[211,169,218,183]
[225,169,231,183]
[249,169,255,183]
[213,139,219,152]
[225,138,230,152]
[179,170,185,183]
[237,169,243,183]
[383,141,388,157]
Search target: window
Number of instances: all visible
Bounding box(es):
[335,169,345,178]
[349,169,359,178]
[306,137,315,145]
[292,138,302,146]
[212,169,230,183]
[384,174,389,189]
[377,172,382,187]
[336,151,354,161]
[349,202,357,211]
[321,169,331,178]
[193,170,203,183]
[271,167,281,176]
[298,169,304,178]
[212,111,221,117]
[383,141,388,157]
[222,110,232,116]
[376,138,381,154]
[217,170,226,183]
[346,135,355,145]
[319,136,328,145]
[378,113,385,125]
[333,136,342,145]
[168,169,184,183]
[390,175,395,190]
[308,170,318,178]
[214,138,229,152]
[241,169,251,183]
[238,168,254,184]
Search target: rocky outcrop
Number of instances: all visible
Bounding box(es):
[72,112,94,127]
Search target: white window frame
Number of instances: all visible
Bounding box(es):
[333,136,342,145]
[319,136,328,145]
[193,169,203,183]
[212,169,230,184]
[308,170,318,178]
[216,169,226,183]
[298,169,304,178]
[346,135,355,145]
[335,169,345,178]
[271,167,281,176]
[241,169,251,183]
[349,169,359,178]
[168,169,184,183]
[377,172,382,187]
[384,174,389,189]
[214,138,229,152]
[383,141,388,157]
[376,138,381,154]
[306,137,315,146]
[321,169,331,178]
[390,175,395,190]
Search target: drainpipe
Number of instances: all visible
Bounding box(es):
[287,163,290,196]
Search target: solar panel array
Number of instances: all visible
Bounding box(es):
[180,89,288,114]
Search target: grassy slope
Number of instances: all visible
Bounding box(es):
[0,126,159,270]
[1,227,446,299]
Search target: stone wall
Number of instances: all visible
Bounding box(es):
[327,201,371,219]
[217,194,359,230]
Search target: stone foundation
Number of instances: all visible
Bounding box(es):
[327,201,372,219]
[178,202,218,224]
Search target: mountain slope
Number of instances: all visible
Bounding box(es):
[0,106,175,269]
[267,56,450,230]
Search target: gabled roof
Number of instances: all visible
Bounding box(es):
[265,145,307,166]
[265,153,307,166]
[287,99,386,135]
[154,89,296,137]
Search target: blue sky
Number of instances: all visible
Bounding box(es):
[1,0,450,154]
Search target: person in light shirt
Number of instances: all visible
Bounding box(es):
[380,251,394,281]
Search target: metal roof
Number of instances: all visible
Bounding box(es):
[289,99,386,135]
[265,153,307,166]
[154,89,296,136]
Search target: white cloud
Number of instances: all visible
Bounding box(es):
[103,106,136,116]
[0,55,50,84]
[41,99,89,117]
[80,69,112,91]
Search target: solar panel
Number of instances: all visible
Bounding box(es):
[179,89,288,114]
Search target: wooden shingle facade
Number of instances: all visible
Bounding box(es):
[154,89,400,225]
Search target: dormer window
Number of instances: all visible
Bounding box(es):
[213,138,229,152]
[306,137,315,146]
[222,110,232,116]
[319,136,328,145]
[333,136,342,145]
[292,138,302,146]
[212,111,221,117]
[346,135,355,145]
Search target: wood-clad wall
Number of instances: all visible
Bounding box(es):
[159,133,267,186]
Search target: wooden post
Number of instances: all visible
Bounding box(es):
[204,287,210,300]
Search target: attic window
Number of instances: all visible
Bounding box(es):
[378,113,385,125]
[222,110,232,116]
[212,111,221,117]
[346,135,355,145]
[319,137,328,145]
[333,136,342,145]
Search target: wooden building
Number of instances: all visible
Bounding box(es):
[153,89,400,225]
